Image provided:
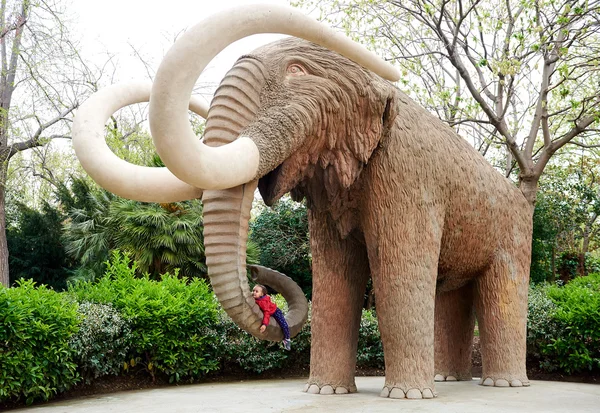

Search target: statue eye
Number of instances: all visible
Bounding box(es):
[287,64,307,76]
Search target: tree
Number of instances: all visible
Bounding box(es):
[60,179,116,281]
[250,198,312,298]
[6,200,74,289]
[61,176,208,281]
[0,0,99,286]
[294,0,600,206]
[108,198,207,279]
[532,157,600,281]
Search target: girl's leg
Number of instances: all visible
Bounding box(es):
[273,308,290,340]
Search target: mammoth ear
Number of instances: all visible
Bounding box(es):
[331,81,398,191]
[348,81,398,165]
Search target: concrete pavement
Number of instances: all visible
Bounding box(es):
[10,377,600,413]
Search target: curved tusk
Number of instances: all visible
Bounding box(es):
[72,81,207,203]
[150,3,399,191]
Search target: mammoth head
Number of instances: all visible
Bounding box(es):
[72,4,399,342]
[238,38,399,206]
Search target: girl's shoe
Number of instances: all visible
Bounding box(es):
[283,339,291,351]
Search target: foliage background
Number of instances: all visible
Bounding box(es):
[250,199,312,298]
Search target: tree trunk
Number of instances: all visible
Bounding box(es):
[505,146,513,178]
[519,176,539,210]
[578,226,592,277]
[550,244,556,282]
[577,253,586,277]
[0,158,9,286]
[365,288,375,310]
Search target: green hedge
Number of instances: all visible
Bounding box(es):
[213,296,383,374]
[0,280,80,404]
[70,302,132,383]
[4,255,599,406]
[527,273,600,374]
[357,309,384,369]
[213,295,312,374]
[68,251,221,383]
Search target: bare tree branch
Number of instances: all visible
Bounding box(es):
[8,101,77,157]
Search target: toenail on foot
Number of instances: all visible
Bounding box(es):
[495,379,510,387]
[389,388,406,399]
[320,385,334,395]
[482,377,494,386]
[406,389,423,399]
[335,387,348,394]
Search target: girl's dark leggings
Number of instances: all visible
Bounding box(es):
[272,308,290,340]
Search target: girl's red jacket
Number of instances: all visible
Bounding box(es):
[255,295,277,326]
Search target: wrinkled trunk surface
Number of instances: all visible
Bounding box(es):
[202,58,307,340]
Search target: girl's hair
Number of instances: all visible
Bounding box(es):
[255,284,268,296]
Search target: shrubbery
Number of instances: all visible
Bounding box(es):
[357,309,384,369]
[213,295,312,374]
[3,253,599,406]
[70,302,131,383]
[0,280,80,404]
[527,274,600,374]
[68,252,221,383]
[214,296,381,373]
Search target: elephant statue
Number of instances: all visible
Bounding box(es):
[72,4,531,400]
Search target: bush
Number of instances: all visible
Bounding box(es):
[357,309,384,369]
[213,294,389,374]
[214,297,386,374]
[214,295,311,374]
[527,284,561,370]
[214,310,289,373]
[0,280,80,404]
[70,302,132,383]
[68,251,220,383]
[527,274,600,374]
[544,274,600,373]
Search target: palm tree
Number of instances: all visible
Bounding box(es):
[62,185,115,281]
[109,199,207,278]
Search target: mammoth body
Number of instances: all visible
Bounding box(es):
[205,38,531,396]
[73,11,531,397]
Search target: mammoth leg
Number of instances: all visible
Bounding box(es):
[366,211,440,399]
[434,283,475,381]
[474,251,530,387]
[305,210,369,395]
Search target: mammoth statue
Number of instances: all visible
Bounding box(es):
[72,4,531,400]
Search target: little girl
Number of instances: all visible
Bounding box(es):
[252,284,291,350]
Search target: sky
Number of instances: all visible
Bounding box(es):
[66,0,309,202]
[71,0,295,101]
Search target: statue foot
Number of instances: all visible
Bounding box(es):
[303,382,355,395]
[434,372,471,381]
[434,374,457,381]
[479,375,530,387]
[380,385,436,399]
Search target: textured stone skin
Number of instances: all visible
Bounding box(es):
[204,38,532,397]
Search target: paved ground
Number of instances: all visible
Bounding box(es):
[11,377,600,413]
